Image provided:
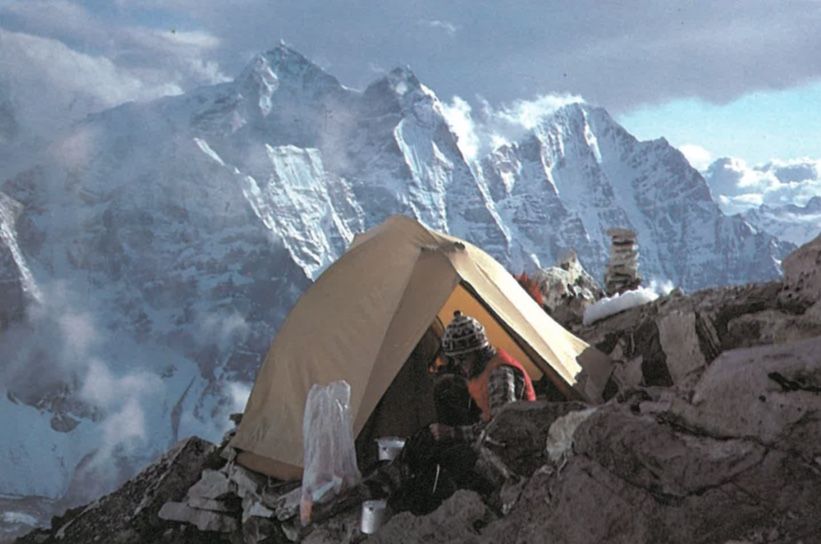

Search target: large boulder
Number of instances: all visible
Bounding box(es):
[481,335,821,544]
[781,233,821,307]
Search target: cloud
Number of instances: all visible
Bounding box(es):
[0,0,228,150]
[419,19,458,36]
[196,310,250,353]
[79,359,160,409]
[1,0,225,83]
[4,0,821,126]
[227,381,252,414]
[704,156,821,214]
[440,96,481,161]
[0,28,182,147]
[115,0,821,115]
[0,279,161,455]
[441,92,585,163]
[494,93,586,130]
[678,144,713,171]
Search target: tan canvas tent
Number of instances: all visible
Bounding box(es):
[230,215,611,480]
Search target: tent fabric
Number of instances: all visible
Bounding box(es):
[230,215,611,478]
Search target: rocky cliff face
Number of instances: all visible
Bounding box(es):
[15,238,821,544]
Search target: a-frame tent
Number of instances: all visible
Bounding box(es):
[230,215,611,480]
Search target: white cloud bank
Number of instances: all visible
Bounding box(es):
[441,93,585,163]
[704,156,821,214]
[678,144,713,171]
[0,28,180,139]
[0,1,228,156]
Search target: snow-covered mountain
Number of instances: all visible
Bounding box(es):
[479,105,792,287]
[0,45,793,536]
[740,197,821,246]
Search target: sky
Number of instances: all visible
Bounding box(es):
[0,0,819,171]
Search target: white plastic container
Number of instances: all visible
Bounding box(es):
[376,436,406,461]
[360,499,388,534]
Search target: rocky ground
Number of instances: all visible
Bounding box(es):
[15,236,821,544]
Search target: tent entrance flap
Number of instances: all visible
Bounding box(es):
[436,283,544,381]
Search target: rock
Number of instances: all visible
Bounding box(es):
[656,310,707,388]
[241,496,274,523]
[240,516,283,544]
[269,486,302,521]
[544,408,597,463]
[725,303,821,349]
[302,508,360,544]
[667,335,821,460]
[14,437,228,544]
[781,234,821,306]
[187,469,235,501]
[48,413,80,433]
[482,336,821,544]
[185,497,236,514]
[158,502,238,533]
[226,465,267,500]
[532,251,604,327]
[365,490,489,544]
[483,401,589,476]
[575,281,821,392]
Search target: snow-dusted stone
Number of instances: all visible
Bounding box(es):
[582,287,658,326]
[656,310,707,387]
[186,496,236,513]
[240,494,275,523]
[268,486,302,521]
[0,192,28,330]
[781,233,821,306]
[159,501,238,533]
[227,464,267,499]
[187,469,235,501]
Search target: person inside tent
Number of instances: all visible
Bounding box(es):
[312,311,537,520]
[429,310,536,443]
[351,311,536,516]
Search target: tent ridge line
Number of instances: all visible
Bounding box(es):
[456,278,584,402]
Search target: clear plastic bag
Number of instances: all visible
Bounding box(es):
[299,380,361,525]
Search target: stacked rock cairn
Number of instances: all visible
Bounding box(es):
[604,228,641,296]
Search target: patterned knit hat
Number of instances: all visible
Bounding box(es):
[441,311,489,357]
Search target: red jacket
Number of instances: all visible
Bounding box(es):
[467,349,536,422]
